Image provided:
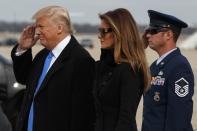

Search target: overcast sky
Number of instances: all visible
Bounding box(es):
[0,0,197,26]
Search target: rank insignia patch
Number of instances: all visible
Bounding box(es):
[175,77,189,97]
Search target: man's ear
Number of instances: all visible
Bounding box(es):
[57,24,64,34]
[165,30,173,40]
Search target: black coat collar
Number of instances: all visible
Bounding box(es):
[35,35,79,96]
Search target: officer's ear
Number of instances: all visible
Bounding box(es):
[164,30,173,40]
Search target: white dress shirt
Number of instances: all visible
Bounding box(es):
[15,35,71,72]
[156,48,177,65]
[48,35,71,71]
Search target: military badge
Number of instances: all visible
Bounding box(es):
[154,92,160,101]
[158,71,163,76]
[151,76,165,86]
[175,77,189,97]
[160,62,164,65]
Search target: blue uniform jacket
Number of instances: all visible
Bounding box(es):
[142,48,194,131]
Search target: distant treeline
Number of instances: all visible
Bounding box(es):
[0,21,196,34]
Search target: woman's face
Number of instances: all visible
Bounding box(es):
[98,19,114,49]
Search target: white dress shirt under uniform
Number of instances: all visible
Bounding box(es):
[156,48,177,65]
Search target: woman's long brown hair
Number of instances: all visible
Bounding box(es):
[99,8,150,91]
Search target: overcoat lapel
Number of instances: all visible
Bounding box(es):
[30,51,49,94]
[35,36,76,97]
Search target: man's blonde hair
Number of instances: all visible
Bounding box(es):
[32,5,74,33]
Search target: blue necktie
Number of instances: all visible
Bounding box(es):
[28,51,53,131]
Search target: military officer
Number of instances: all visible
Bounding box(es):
[142,10,194,131]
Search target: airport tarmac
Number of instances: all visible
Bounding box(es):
[0,33,196,130]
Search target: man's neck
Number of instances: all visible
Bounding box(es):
[158,42,176,57]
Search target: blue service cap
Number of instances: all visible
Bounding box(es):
[148,10,188,32]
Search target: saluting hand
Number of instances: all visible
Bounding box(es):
[18,25,39,50]
[142,31,149,49]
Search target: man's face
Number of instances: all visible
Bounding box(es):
[35,17,59,49]
[144,28,168,51]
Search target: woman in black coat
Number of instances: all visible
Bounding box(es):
[93,8,150,131]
